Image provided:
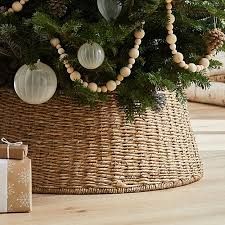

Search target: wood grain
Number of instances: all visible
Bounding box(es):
[0,102,225,225]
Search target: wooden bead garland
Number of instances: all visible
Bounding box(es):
[1,0,29,14]
[0,2,145,93]
[50,26,145,93]
[165,0,223,73]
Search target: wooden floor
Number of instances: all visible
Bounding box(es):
[1,102,225,225]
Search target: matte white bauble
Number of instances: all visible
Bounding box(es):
[14,61,57,104]
[78,42,105,70]
[97,0,122,21]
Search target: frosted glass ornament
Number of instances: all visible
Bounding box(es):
[14,61,57,104]
[78,42,105,70]
[97,0,122,21]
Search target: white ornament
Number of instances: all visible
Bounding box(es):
[78,42,105,70]
[14,61,57,104]
[97,0,122,21]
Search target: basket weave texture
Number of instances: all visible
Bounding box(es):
[0,88,203,194]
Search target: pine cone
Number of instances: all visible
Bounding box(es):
[48,0,67,18]
[152,91,167,112]
[206,28,225,53]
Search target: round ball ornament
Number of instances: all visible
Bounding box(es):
[97,0,122,22]
[14,61,57,104]
[78,42,105,70]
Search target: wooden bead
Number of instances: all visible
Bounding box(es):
[8,8,14,13]
[196,65,202,72]
[128,58,135,65]
[211,50,217,55]
[179,61,186,68]
[168,30,173,35]
[166,3,172,10]
[88,83,98,92]
[135,39,142,45]
[166,0,172,3]
[50,38,60,47]
[70,71,81,81]
[83,82,88,88]
[199,58,210,68]
[101,86,108,93]
[169,44,176,50]
[166,34,177,44]
[188,63,197,73]
[129,48,139,59]
[134,45,139,49]
[116,80,121,86]
[59,54,68,61]
[65,64,71,68]
[20,0,26,5]
[128,64,133,69]
[184,64,189,70]
[166,23,173,31]
[120,67,131,77]
[173,52,184,63]
[134,29,145,39]
[172,50,177,55]
[117,75,124,81]
[67,67,74,74]
[97,87,102,93]
[106,80,117,92]
[168,14,175,23]
[12,1,23,12]
[206,55,212,60]
[56,44,61,49]
[58,48,65,55]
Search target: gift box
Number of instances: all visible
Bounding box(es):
[0,138,32,213]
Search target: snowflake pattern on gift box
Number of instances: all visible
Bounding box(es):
[7,161,16,173]
[8,183,15,196]
[17,192,30,208]
[18,168,30,187]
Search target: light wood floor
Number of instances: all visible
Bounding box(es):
[1,102,225,225]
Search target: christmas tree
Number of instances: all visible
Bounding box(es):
[0,0,225,119]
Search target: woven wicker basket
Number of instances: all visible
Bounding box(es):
[0,88,203,194]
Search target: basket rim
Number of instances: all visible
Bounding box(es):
[33,174,203,195]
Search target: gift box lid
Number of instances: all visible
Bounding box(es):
[0,138,28,160]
